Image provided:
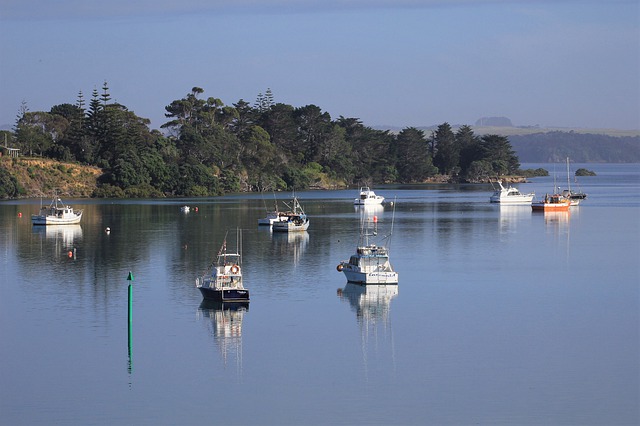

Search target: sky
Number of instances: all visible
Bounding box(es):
[1,0,639,131]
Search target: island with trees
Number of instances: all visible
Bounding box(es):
[0,84,608,199]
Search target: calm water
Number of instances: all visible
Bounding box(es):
[1,164,638,426]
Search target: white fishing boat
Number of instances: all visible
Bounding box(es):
[489,181,534,204]
[196,229,249,302]
[272,196,309,232]
[180,205,190,213]
[354,187,385,205]
[31,194,83,225]
[337,209,398,284]
[257,195,289,226]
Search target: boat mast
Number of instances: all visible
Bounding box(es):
[566,157,572,192]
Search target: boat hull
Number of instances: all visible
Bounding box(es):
[198,287,250,302]
[354,198,384,205]
[31,212,83,225]
[272,220,309,232]
[489,194,534,205]
[342,269,399,284]
[531,202,571,212]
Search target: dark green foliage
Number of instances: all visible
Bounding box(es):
[0,165,24,198]
[395,127,436,182]
[519,168,549,178]
[575,168,596,176]
[7,84,534,196]
[433,123,459,175]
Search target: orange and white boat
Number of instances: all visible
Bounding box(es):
[531,193,571,212]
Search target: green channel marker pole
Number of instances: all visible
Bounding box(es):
[127,271,134,373]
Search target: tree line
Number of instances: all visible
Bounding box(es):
[2,84,522,197]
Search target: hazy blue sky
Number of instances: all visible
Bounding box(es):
[1,0,638,131]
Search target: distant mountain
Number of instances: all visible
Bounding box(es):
[509,131,640,163]
[475,116,513,127]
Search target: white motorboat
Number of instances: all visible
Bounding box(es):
[180,205,190,213]
[196,229,249,302]
[31,194,83,225]
[489,181,535,205]
[354,187,384,205]
[272,196,309,232]
[337,211,398,284]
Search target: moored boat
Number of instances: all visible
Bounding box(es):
[354,187,384,205]
[272,196,309,232]
[196,229,249,302]
[562,157,587,205]
[31,194,83,225]
[337,210,398,284]
[257,197,289,226]
[531,193,571,212]
[489,180,534,204]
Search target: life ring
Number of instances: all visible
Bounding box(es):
[230,264,240,274]
[336,264,344,272]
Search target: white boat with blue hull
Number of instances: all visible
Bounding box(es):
[196,229,249,302]
[337,209,398,284]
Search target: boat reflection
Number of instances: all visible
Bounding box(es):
[271,231,309,265]
[338,283,398,376]
[498,205,531,235]
[354,203,384,215]
[32,224,82,257]
[197,300,248,370]
[338,283,398,325]
[543,211,570,224]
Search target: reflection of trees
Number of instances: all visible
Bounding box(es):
[197,301,248,373]
[338,283,398,377]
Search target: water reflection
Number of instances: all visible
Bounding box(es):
[338,283,398,377]
[271,231,309,265]
[197,300,248,371]
[354,203,384,216]
[32,225,82,257]
[498,205,531,235]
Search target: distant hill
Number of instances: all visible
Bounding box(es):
[475,116,513,127]
[509,131,640,163]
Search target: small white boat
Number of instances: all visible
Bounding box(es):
[257,197,289,226]
[257,210,289,226]
[354,187,384,205]
[180,206,190,213]
[489,181,534,205]
[272,196,309,232]
[196,229,249,302]
[31,194,83,225]
[337,211,398,284]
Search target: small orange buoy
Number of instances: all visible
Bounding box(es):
[68,251,73,258]
[373,215,378,223]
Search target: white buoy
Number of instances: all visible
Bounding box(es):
[105,227,111,234]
